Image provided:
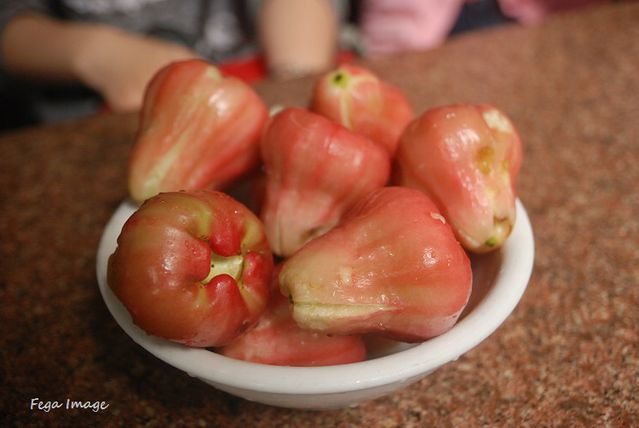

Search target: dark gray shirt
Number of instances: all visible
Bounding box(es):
[0,0,258,63]
[0,0,350,129]
[0,0,260,128]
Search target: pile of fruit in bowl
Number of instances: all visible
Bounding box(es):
[96,59,534,409]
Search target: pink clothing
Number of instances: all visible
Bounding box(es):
[361,0,466,56]
[361,0,610,56]
[498,0,609,24]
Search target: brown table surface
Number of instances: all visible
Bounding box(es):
[2,3,638,426]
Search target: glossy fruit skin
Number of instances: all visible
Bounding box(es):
[395,104,523,253]
[260,107,391,258]
[279,186,472,343]
[218,265,367,366]
[107,190,273,347]
[128,59,268,204]
[310,64,414,155]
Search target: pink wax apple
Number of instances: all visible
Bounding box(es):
[310,64,414,155]
[260,107,391,258]
[107,190,273,347]
[128,59,268,204]
[218,266,367,366]
[395,104,523,253]
[279,186,472,343]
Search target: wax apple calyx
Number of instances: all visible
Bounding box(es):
[107,189,273,347]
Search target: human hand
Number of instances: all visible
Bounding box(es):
[73,25,199,112]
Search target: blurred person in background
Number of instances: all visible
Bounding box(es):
[0,0,341,131]
[359,0,612,57]
[0,0,613,131]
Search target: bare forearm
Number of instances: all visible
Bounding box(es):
[0,12,197,112]
[259,0,338,79]
[0,12,101,82]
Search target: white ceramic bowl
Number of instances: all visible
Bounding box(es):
[96,198,534,410]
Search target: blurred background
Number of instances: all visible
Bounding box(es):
[0,0,617,132]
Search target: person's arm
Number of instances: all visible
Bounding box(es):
[259,0,338,80]
[0,12,198,112]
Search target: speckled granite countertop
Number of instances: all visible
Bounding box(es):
[1,3,638,426]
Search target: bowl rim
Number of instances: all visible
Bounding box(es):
[96,198,534,395]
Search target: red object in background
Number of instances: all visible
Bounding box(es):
[100,51,357,112]
[219,55,268,84]
[219,50,358,84]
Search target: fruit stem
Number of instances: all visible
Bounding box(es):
[331,71,349,88]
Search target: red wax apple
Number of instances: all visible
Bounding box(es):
[260,107,390,258]
[279,187,472,343]
[310,64,414,154]
[128,59,268,204]
[218,266,367,366]
[395,104,522,253]
[107,190,273,347]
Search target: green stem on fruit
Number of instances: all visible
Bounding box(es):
[331,71,349,88]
